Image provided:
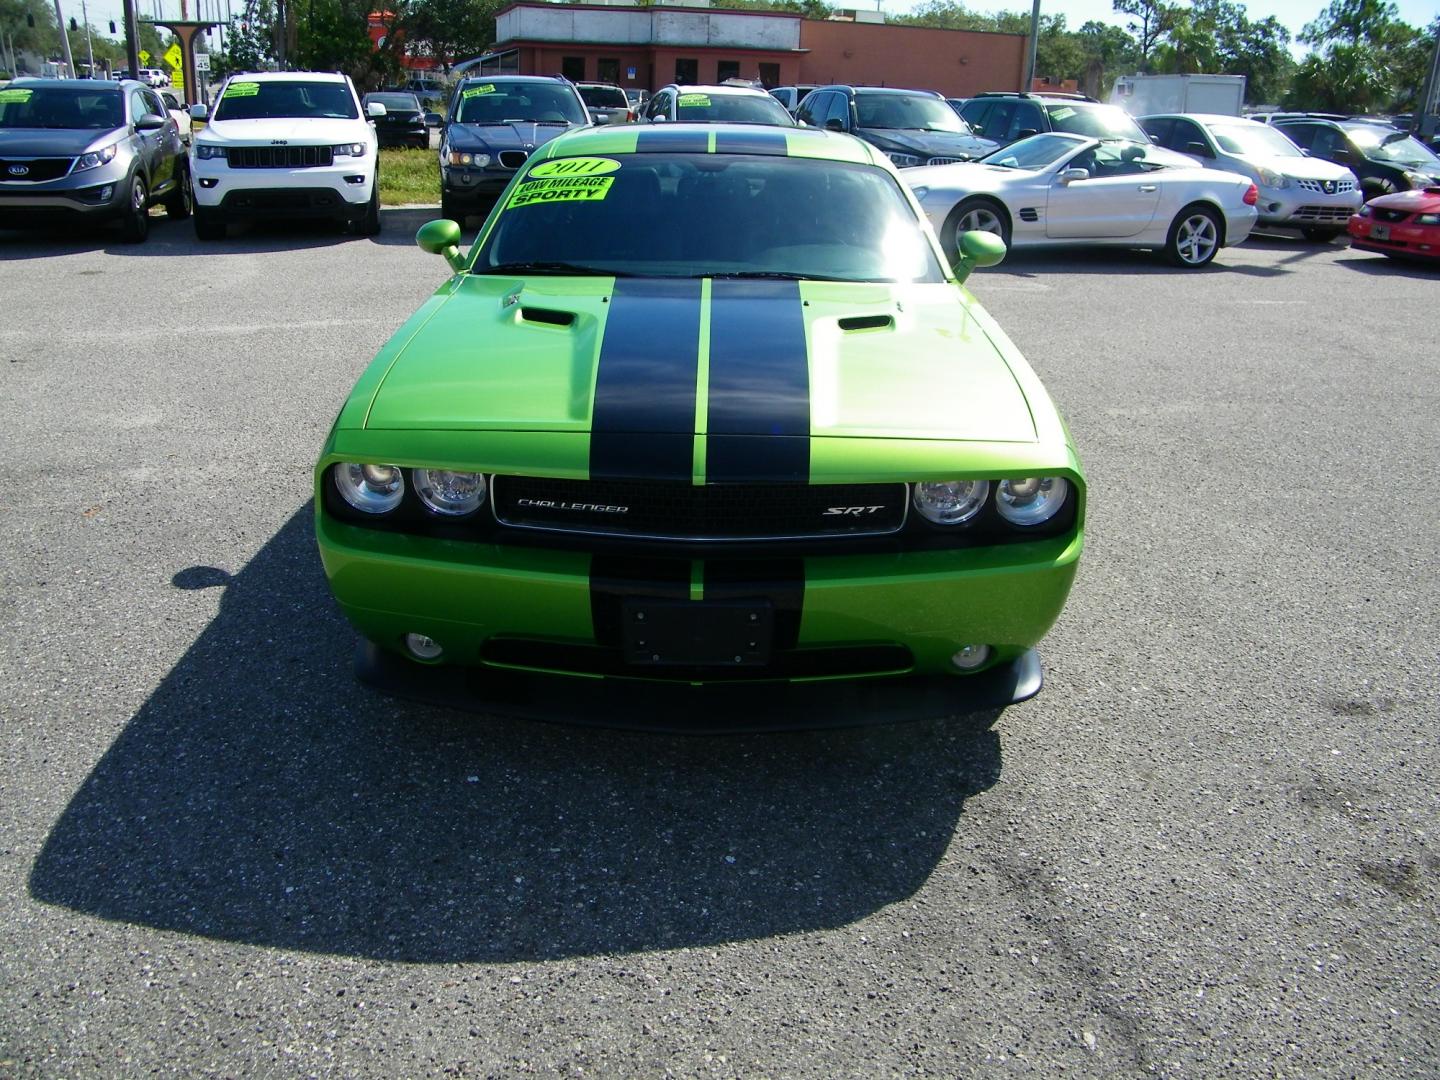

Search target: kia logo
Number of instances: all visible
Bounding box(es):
[7,164,29,176]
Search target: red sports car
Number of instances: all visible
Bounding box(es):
[1347,184,1440,261]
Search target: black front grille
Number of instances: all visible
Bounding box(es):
[481,638,914,681]
[0,157,73,182]
[499,150,529,169]
[1372,206,1410,223]
[221,187,342,210]
[228,145,334,169]
[493,478,907,541]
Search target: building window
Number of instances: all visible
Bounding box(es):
[675,57,698,84]
[562,56,586,82]
[597,57,620,83]
[717,60,740,82]
[758,62,779,88]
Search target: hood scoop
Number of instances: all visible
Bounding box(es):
[519,306,575,328]
[837,314,894,332]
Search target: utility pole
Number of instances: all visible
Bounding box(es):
[52,0,76,76]
[122,0,140,79]
[1418,28,1440,140]
[1021,0,1040,92]
[80,0,94,75]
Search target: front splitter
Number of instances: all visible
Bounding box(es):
[355,641,1042,733]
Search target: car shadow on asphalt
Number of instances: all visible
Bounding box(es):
[28,504,1005,963]
[988,246,1290,278]
[1333,252,1440,278]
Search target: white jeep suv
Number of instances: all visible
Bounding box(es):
[189,71,382,240]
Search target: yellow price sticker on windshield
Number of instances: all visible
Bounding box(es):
[462,84,497,99]
[677,94,711,107]
[1049,106,1075,121]
[0,88,33,103]
[225,82,260,98]
[527,156,622,178]
[508,175,615,208]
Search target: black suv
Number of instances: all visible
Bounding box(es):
[440,75,591,225]
[959,92,1152,148]
[796,85,996,167]
[1272,119,1440,200]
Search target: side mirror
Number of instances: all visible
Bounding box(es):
[651,113,668,123]
[1058,167,1088,184]
[952,230,1006,284]
[1015,128,1038,139]
[1332,147,1352,162]
[416,218,466,273]
[824,117,844,132]
[366,101,387,118]
[424,112,443,128]
[1184,141,1212,158]
[189,103,208,122]
[135,114,166,131]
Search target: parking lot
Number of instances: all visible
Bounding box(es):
[1,214,1436,1076]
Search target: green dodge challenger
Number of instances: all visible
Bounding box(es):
[314,124,1085,728]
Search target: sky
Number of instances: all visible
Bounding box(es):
[50,0,1440,63]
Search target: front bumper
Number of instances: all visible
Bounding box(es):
[1347,215,1440,259]
[192,158,374,218]
[0,170,132,227]
[1255,185,1362,229]
[441,164,521,203]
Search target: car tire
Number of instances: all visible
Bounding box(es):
[441,192,465,227]
[1361,177,1397,200]
[117,173,150,244]
[360,176,381,236]
[1164,204,1222,268]
[1301,226,1343,243]
[942,197,1011,264]
[163,163,192,220]
[193,207,226,242]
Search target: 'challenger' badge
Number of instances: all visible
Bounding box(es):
[8,164,29,176]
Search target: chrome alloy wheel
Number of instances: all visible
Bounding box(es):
[1175,213,1218,265]
[956,205,1004,238]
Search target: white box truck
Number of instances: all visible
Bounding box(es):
[1111,74,1246,117]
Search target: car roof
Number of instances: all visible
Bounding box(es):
[664,84,774,97]
[458,74,567,84]
[1143,113,1265,126]
[526,122,884,168]
[846,86,944,98]
[12,77,123,92]
[228,71,348,83]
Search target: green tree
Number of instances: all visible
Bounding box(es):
[1112,0,1178,67]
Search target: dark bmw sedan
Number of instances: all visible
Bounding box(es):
[362,91,429,149]
[0,78,189,241]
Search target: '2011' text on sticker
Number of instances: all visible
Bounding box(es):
[527,156,622,179]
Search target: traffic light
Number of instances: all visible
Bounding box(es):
[26,13,35,26]
[69,17,77,31]
[110,20,117,33]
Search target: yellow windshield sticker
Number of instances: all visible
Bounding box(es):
[1050,106,1075,121]
[462,84,497,99]
[0,88,34,103]
[527,156,622,179]
[508,175,615,208]
[225,81,260,98]
[677,93,711,107]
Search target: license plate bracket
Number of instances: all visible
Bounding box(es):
[1371,224,1391,240]
[622,599,773,667]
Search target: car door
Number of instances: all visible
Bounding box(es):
[1166,117,1218,166]
[1045,143,1162,238]
[795,90,829,129]
[1007,101,1045,142]
[959,99,992,138]
[128,88,170,194]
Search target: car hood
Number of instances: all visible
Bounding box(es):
[1367,185,1440,213]
[859,128,997,158]
[446,121,577,152]
[363,276,1036,445]
[0,127,124,156]
[202,117,366,143]
[1239,154,1353,182]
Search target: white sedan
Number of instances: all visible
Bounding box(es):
[905,131,1259,268]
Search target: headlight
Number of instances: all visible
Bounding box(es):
[333,142,367,157]
[334,463,404,514]
[413,469,486,516]
[1256,166,1289,189]
[73,143,119,172]
[887,152,923,169]
[447,151,490,167]
[996,477,1069,526]
[194,143,227,160]
[912,480,989,525]
[1416,212,1440,225]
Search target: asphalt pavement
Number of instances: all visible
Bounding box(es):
[0,213,1436,1078]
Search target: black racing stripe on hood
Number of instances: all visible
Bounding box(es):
[635,128,710,154]
[706,279,810,483]
[713,129,790,156]
[590,277,701,482]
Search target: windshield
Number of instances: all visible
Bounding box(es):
[1346,126,1440,166]
[475,153,945,283]
[1047,103,1147,141]
[672,92,794,126]
[456,83,588,125]
[855,93,968,133]
[366,93,420,112]
[979,132,1083,170]
[579,86,627,109]
[1207,122,1303,158]
[0,86,124,130]
[214,81,358,121]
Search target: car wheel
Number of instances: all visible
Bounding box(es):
[1301,226,1342,243]
[163,163,192,220]
[118,174,150,243]
[1165,205,1221,268]
[1361,177,1398,199]
[193,206,226,242]
[943,198,1011,264]
[360,176,381,236]
[441,192,465,227]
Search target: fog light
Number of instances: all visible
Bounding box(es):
[405,633,443,660]
[99,184,114,200]
[951,644,991,671]
[345,174,365,184]
[199,177,218,188]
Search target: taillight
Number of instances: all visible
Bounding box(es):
[1243,183,1258,206]
[627,109,635,122]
